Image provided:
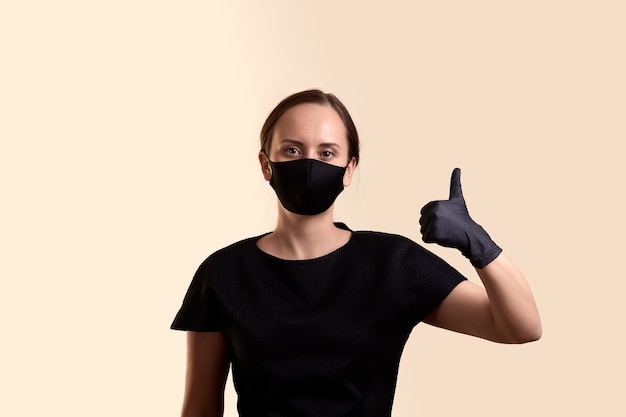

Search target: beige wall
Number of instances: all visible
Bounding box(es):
[2,1,624,415]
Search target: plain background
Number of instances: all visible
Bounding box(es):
[1,1,624,416]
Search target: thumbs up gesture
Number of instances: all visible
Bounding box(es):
[419,168,502,269]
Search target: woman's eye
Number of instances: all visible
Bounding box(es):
[321,151,335,158]
[286,147,300,155]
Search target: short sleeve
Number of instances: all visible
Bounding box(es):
[401,239,468,324]
[170,258,223,332]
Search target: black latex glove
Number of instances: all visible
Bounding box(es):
[419,168,502,269]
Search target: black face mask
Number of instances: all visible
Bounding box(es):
[268,158,348,215]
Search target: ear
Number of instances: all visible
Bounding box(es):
[343,157,357,187]
[259,151,272,181]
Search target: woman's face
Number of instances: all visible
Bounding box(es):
[260,103,356,186]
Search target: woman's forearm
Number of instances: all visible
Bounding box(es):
[477,253,542,343]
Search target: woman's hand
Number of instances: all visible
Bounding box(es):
[419,168,502,269]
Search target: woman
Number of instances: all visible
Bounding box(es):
[171,89,542,417]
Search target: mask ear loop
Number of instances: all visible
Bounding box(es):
[343,156,357,170]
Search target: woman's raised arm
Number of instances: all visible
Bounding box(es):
[424,253,541,343]
[419,168,541,343]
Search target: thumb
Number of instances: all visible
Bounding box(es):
[449,167,464,200]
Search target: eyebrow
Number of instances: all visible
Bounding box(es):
[279,139,342,149]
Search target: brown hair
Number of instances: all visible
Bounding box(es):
[260,89,360,166]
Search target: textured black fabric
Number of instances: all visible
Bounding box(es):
[171,226,466,417]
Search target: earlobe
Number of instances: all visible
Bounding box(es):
[343,157,357,187]
[259,152,272,181]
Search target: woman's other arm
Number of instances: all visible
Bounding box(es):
[180,331,230,417]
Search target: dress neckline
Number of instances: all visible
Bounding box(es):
[253,229,354,263]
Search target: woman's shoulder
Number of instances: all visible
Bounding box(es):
[347,227,427,257]
[338,222,411,241]
[198,233,268,267]
[351,228,416,245]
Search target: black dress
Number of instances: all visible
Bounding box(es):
[171,225,466,417]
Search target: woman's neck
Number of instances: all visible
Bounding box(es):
[258,208,351,260]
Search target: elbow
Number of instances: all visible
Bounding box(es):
[530,321,543,342]
[512,329,542,344]
[506,320,543,344]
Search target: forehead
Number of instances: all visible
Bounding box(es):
[273,103,347,143]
